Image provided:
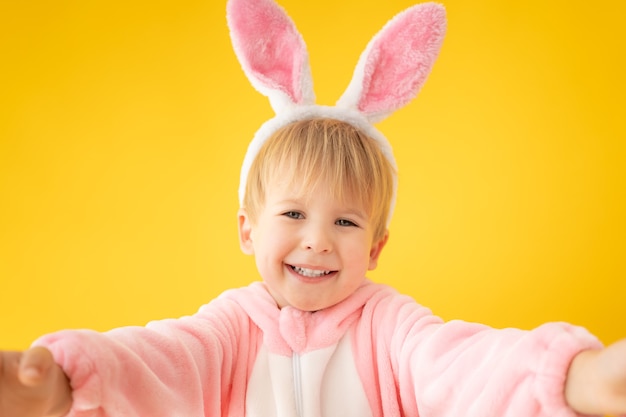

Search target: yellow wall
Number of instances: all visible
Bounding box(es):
[1,0,624,350]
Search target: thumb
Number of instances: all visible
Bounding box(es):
[18,346,56,387]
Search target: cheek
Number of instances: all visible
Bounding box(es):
[255,225,294,258]
[341,239,372,266]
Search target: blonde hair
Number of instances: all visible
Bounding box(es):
[243,118,395,241]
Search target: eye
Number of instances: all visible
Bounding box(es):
[336,218,357,227]
[283,211,304,219]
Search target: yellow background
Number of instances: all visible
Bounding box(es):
[1,0,624,350]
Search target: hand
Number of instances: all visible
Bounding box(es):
[566,338,626,416]
[0,347,72,417]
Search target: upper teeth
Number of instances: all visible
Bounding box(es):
[293,266,330,278]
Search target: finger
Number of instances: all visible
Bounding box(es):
[17,346,55,387]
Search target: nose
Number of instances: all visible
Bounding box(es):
[301,225,333,253]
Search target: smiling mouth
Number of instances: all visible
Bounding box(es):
[289,265,334,278]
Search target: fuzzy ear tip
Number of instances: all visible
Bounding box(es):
[421,2,447,24]
[427,1,447,12]
[423,2,448,39]
[429,3,447,19]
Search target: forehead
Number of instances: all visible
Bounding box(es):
[266,172,368,213]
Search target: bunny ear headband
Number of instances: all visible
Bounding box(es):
[227,0,447,225]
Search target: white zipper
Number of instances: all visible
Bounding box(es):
[292,352,303,417]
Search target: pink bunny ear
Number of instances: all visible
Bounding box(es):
[227,0,315,113]
[337,3,447,123]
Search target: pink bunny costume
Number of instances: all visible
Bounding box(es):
[35,1,603,416]
[37,281,601,416]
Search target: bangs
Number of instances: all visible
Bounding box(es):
[244,118,394,240]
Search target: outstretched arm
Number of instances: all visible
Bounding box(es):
[566,338,626,416]
[0,347,72,417]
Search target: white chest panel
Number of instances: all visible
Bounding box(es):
[246,334,373,417]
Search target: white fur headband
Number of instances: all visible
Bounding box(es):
[227,0,447,225]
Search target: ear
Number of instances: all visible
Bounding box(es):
[238,208,255,255]
[337,3,447,123]
[368,230,389,270]
[227,0,315,114]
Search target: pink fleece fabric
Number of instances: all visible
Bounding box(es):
[227,0,308,105]
[35,280,602,417]
[356,3,446,116]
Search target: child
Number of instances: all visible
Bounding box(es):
[2,0,626,416]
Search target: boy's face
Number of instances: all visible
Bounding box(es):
[238,178,388,311]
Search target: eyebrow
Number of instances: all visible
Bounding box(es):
[341,207,368,220]
[274,198,304,207]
